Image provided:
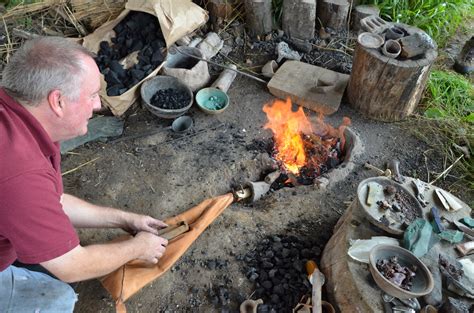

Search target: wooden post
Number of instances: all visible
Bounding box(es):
[282,0,317,40]
[347,24,437,121]
[352,5,380,31]
[244,0,272,37]
[317,0,351,31]
[207,0,234,30]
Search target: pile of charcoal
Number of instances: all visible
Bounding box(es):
[150,88,191,110]
[95,11,166,96]
[237,235,322,312]
[376,256,417,291]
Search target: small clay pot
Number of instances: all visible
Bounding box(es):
[261,60,278,78]
[385,26,405,40]
[382,39,401,58]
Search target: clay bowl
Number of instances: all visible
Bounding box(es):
[358,32,384,49]
[141,75,193,119]
[369,245,434,299]
[357,177,423,236]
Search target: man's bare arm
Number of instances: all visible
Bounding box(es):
[60,193,166,232]
[41,232,167,283]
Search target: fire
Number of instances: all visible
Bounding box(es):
[263,98,313,174]
[263,98,351,180]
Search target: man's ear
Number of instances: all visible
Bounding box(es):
[47,90,64,117]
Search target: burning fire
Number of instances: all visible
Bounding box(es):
[263,98,351,180]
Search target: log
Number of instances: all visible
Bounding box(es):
[316,0,350,31]
[352,4,379,31]
[347,24,437,121]
[282,0,317,40]
[244,0,272,37]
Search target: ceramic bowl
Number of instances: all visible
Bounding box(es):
[195,87,229,115]
[141,75,193,119]
[358,32,384,49]
[369,245,434,299]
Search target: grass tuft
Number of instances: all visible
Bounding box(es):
[418,70,474,189]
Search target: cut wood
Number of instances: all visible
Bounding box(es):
[317,0,350,31]
[267,60,350,115]
[282,0,317,40]
[347,24,437,121]
[352,5,380,31]
[244,0,272,37]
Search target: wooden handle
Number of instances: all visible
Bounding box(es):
[157,221,189,240]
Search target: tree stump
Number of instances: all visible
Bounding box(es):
[282,0,317,40]
[352,5,379,31]
[244,0,272,37]
[347,24,437,121]
[316,0,351,31]
[207,0,234,30]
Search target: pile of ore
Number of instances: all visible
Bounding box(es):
[376,256,417,291]
[95,11,166,96]
[237,235,322,312]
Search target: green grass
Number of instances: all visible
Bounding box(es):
[419,70,474,188]
[361,0,473,46]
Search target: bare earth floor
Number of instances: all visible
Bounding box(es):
[66,75,471,313]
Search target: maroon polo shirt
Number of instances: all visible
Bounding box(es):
[0,88,79,271]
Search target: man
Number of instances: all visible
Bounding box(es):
[0,36,168,312]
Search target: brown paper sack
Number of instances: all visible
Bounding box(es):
[100,193,234,313]
[82,0,208,116]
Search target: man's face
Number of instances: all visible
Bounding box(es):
[60,56,102,140]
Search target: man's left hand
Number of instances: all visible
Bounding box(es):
[123,214,167,235]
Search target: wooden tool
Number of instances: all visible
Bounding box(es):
[306,260,335,313]
[157,221,189,240]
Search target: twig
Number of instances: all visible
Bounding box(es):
[62,157,100,176]
[2,17,12,63]
[310,43,352,57]
[429,155,464,185]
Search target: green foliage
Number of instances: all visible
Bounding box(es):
[360,0,474,46]
[421,70,474,188]
[6,0,38,9]
[272,0,283,27]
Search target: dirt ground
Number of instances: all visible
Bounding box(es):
[65,27,474,313]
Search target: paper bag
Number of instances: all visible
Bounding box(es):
[82,0,208,116]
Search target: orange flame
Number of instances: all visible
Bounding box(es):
[263,98,313,174]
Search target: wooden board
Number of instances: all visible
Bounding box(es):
[267,60,350,115]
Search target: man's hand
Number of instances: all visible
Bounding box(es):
[122,213,167,235]
[133,232,168,264]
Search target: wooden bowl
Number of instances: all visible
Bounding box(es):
[369,245,434,299]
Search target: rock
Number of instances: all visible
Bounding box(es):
[439,297,470,313]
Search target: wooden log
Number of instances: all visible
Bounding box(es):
[347,24,437,121]
[316,0,350,31]
[282,0,317,41]
[244,0,272,37]
[352,4,380,31]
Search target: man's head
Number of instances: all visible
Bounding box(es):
[1,36,102,141]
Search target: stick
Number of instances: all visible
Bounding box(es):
[429,155,464,185]
[62,157,100,176]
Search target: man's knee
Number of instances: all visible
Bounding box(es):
[47,277,78,312]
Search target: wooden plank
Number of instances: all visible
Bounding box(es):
[267,60,349,115]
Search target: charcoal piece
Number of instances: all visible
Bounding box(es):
[125,20,138,31]
[125,38,134,49]
[109,61,126,78]
[151,50,164,64]
[130,69,145,81]
[99,41,111,55]
[262,280,273,290]
[143,46,153,57]
[107,85,121,97]
[142,64,152,72]
[131,41,143,52]
[113,23,123,34]
[151,40,164,51]
[105,70,122,86]
[138,54,151,65]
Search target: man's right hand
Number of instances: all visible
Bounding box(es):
[133,232,168,264]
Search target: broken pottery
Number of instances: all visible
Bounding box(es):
[357,32,384,49]
[261,60,278,78]
[382,39,402,59]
